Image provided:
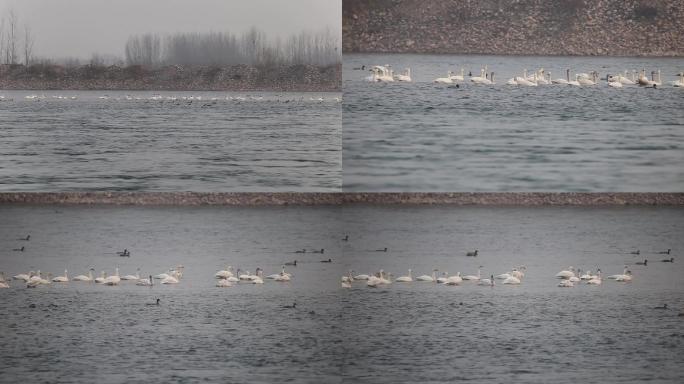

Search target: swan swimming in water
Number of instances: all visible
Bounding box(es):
[415,269,437,282]
[52,269,69,283]
[103,268,121,286]
[121,268,141,280]
[72,269,94,282]
[395,269,413,282]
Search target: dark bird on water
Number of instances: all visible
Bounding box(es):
[117,249,130,257]
[661,257,674,263]
[19,235,30,241]
[146,298,160,306]
[312,248,324,254]
[320,258,332,263]
[658,249,671,255]
[635,260,648,266]
[630,250,640,255]
[13,246,24,252]
[375,248,388,252]
[654,304,668,310]
[294,249,306,254]
[285,260,297,266]
[342,235,349,241]
[466,250,479,257]
[282,302,296,309]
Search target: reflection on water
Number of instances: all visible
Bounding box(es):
[343,54,684,191]
[0,91,341,192]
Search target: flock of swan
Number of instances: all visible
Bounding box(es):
[0,94,341,103]
[340,265,524,288]
[0,265,185,288]
[364,64,684,88]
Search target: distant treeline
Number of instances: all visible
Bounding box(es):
[125,28,341,67]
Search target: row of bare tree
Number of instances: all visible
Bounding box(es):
[0,9,34,66]
[125,28,340,67]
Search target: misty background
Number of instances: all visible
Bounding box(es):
[0,0,341,67]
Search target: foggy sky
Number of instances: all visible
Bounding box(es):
[0,0,340,59]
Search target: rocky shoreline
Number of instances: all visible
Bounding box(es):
[343,0,684,56]
[0,63,341,92]
[1,193,683,206]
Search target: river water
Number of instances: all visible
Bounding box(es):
[0,91,341,192]
[1,204,683,383]
[343,54,684,191]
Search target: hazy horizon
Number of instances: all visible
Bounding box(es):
[0,0,341,60]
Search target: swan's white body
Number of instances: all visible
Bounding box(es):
[215,266,234,279]
[0,281,9,288]
[216,279,233,287]
[341,281,351,288]
[394,68,412,82]
[94,271,107,284]
[52,270,69,283]
[72,269,94,282]
[449,68,465,82]
[495,273,511,280]
[13,272,32,282]
[434,72,454,84]
[161,275,179,284]
[556,267,575,279]
[587,272,602,285]
[136,277,153,286]
[462,268,481,281]
[478,278,494,286]
[121,268,141,280]
[558,279,574,287]
[395,269,413,282]
[444,273,463,286]
[416,270,437,282]
[502,276,521,285]
[353,274,371,280]
[368,66,394,82]
[103,268,121,286]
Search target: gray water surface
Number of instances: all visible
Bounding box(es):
[343,54,684,191]
[1,205,683,383]
[0,91,341,192]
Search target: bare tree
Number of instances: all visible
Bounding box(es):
[23,23,34,67]
[5,8,18,64]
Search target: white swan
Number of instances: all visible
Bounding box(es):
[52,269,69,283]
[216,279,233,287]
[415,270,437,282]
[577,72,596,85]
[579,270,596,280]
[341,270,354,283]
[444,272,463,286]
[94,271,107,284]
[103,268,121,286]
[121,268,141,280]
[607,266,632,281]
[587,271,602,285]
[72,269,94,282]
[434,72,454,84]
[215,265,234,279]
[558,279,574,287]
[136,276,153,286]
[555,267,575,279]
[478,275,495,286]
[449,68,465,82]
[672,72,684,87]
[0,281,8,288]
[502,276,521,285]
[14,271,34,282]
[353,273,371,280]
[515,69,537,86]
[341,281,352,288]
[607,76,623,88]
[394,68,412,82]
[462,267,481,281]
[396,269,413,282]
[551,70,570,85]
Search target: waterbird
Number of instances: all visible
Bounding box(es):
[282,302,296,309]
[312,248,324,254]
[630,250,640,255]
[294,249,306,254]
[284,260,297,266]
[19,235,30,241]
[415,269,437,282]
[395,269,413,282]
[466,250,479,257]
[635,260,648,266]
[13,246,25,252]
[375,248,388,252]
[72,269,94,282]
[658,249,671,255]
[137,275,153,286]
[146,298,160,306]
[52,270,69,283]
[320,258,332,263]
[654,304,668,310]
[661,258,674,263]
[342,235,349,241]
